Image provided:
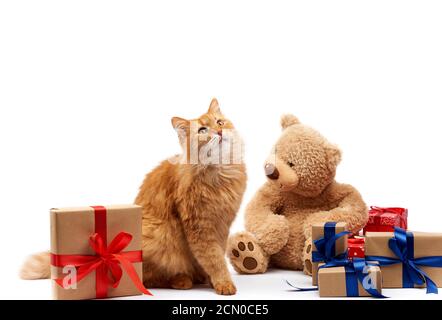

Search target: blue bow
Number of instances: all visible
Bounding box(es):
[312,222,350,264]
[366,227,442,294]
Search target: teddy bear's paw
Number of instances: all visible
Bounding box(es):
[303,237,313,276]
[228,233,268,275]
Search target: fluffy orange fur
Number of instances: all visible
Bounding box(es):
[136,98,247,295]
[20,99,247,297]
[19,252,50,280]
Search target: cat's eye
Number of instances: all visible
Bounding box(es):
[217,120,225,126]
[198,127,208,134]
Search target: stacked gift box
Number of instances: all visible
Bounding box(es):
[310,221,384,297]
[302,206,442,298]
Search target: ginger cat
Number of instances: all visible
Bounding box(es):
[136,98,247,295]
[20,98,247,296]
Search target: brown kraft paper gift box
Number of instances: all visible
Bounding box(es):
[318,263,382,297]
[365,231,442,289]
[312,222,348,286]
[50,204,144,300]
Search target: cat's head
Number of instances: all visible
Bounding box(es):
[171,98,243,165]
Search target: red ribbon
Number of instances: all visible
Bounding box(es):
[348,238,365,245]
[51,206,152,298]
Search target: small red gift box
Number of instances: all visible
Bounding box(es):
[347,237,365,260]
[363,206,408,235]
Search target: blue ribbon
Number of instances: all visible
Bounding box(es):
[312,222,350,264]
[285,280,319,292]
[366,227,442,294]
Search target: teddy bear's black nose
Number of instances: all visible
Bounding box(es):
[265,164,279,180]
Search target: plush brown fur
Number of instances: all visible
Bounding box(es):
[228,114,367,275]
[20,99,247,297]
[136,98,247,295]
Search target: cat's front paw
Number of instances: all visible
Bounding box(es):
[213,280,237,296]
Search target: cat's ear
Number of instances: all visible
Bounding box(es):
[171,117,189,138]
[208,98,222,115]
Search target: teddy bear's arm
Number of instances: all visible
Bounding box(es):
[302,183,368,238]
[244,185,290,255]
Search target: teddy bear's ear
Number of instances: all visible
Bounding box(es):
[281,114,300,130]
[325,143,342,168]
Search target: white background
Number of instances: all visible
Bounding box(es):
[1,1,442,300]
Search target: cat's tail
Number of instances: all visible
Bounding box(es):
[19,252,51,280]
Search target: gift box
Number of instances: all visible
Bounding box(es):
[365,227,442,294]
[318,260,383,298]
[348,237,365,260]
[50,205,152,300]
[311,222,348,286]
[363,206,408,234]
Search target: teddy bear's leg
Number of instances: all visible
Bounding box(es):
[227,232,269,275]
[302,237,313,276]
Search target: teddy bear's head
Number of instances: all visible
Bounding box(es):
[264,114,342,197]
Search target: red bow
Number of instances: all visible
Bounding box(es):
[369,206,407,226]
[52,232,152,298]
[369,206,407,216]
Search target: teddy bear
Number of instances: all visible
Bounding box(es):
[227,114,368,275]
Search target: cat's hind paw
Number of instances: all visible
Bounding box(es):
[170,274,193,290]
[227,232,268,275]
